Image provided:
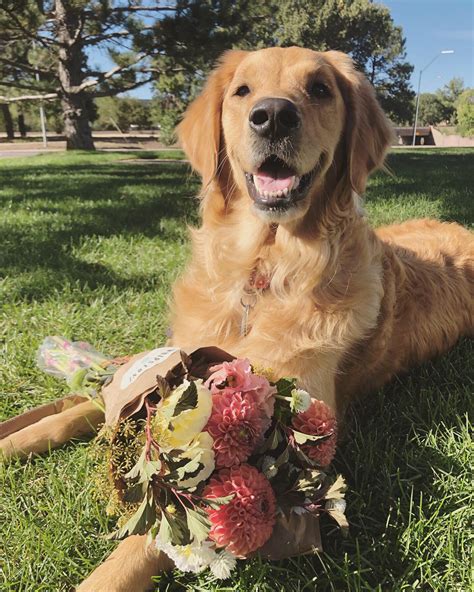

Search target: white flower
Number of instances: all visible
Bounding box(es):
[290,388,311,413]
[155,539,216,573]
[209,550,237,579]
[325,498,347,513]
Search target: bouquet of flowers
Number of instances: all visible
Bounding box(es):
[38,338,348,579]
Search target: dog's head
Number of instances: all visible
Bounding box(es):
[178,47,393,224]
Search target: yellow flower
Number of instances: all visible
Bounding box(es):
[152,379,212,451]
[174,432,215,489]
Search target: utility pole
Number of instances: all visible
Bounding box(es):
[412,50,454,146]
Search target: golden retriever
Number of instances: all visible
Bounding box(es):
[171,47,473,416]
[2,47,473,591]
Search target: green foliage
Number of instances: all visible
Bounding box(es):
[152,0,414,127]
[435,77,465,125]
[417,93,448,126]
[95,96,152,131]
[456,89,474,137]
[172,381,198,416]
[0,150,473,590]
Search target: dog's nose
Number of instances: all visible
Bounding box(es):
[249,98,300,139]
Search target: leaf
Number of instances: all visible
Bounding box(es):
[325,475,347,500]
[262,446,289,479]
[293,470,326,499]
[123,481,148,503]
[292,429,330,446]
[107,491,156,540]
[156,375,171,399]
[124,447,147,480]
[202,494,234,510]
[256,424,281,454]
[185,507,211,543]
[124,450,161,485]
[172,381,198,416]
[275,377,297,397]
[327,509,349,534]
[146,522,160,547]
[69,368,88,391]
[158,511,172,544]
[139,460,162,483]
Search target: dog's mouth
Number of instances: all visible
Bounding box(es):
[245,155,317,212]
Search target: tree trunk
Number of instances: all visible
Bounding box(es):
[55,0,95,150]
[1,104,15,140]
[61,93,95,150]
[18,112,27,138]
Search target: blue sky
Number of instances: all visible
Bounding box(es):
[383,0,473,93]
[97,0,473,100]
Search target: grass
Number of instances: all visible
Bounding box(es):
[1,148,473,591]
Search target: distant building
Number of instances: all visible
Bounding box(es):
[394,127,434,146]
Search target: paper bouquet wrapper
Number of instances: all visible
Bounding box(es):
[101,346,323,558]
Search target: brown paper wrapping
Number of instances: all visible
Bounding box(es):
[101,346,235,426]
[0,394,89,440]
[257,512,322,559]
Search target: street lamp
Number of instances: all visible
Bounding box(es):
[412,50,454,146]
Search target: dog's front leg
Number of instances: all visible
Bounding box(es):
[0,400,104,461]
[76,535,174,592]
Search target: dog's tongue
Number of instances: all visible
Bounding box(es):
[254,172,295,193]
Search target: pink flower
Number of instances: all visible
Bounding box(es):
[203,464,276,557]
[291,399,338,467]
[206,391,263,468]
[206,358,276,418]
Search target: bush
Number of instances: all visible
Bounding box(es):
[456,90,474,137]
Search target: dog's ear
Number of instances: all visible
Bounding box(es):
[177,50,248,188]
[326,51,394,194]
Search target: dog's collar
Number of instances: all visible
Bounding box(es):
[240,264,271,337]
[240,225,277,337]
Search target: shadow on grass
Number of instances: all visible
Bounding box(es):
[0,160,199,300]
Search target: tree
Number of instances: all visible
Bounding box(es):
[436,77,465,125]
[417,93,448,126]
[274,0,414,123]
[456,89,474,137]
[152,0,414,130]
[0,0,247,149]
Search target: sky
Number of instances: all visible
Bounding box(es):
[383,0,473,93]
[95,0,473,100]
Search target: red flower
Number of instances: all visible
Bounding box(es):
[292,399,337,467]
[206,358,276,418]
[203,464,276,557]
[206,391,263,468]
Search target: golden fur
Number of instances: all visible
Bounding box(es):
[171,47,473,415]
[1,47,472,591]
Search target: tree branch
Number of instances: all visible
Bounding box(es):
[92,76,155,98]
[0,80,53,92]
[0,8,57,48]
[0,91,58,103]
[69,53,148,94]
[0,56,55,78]
[83,29,131,45]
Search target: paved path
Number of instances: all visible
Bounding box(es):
[0,149,63,159]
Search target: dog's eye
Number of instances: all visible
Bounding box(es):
[235,85,250,97]
[310,81,331,98]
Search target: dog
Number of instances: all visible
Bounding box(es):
[2,47,472,591]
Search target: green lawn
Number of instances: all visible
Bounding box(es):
[1,149,473,591]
